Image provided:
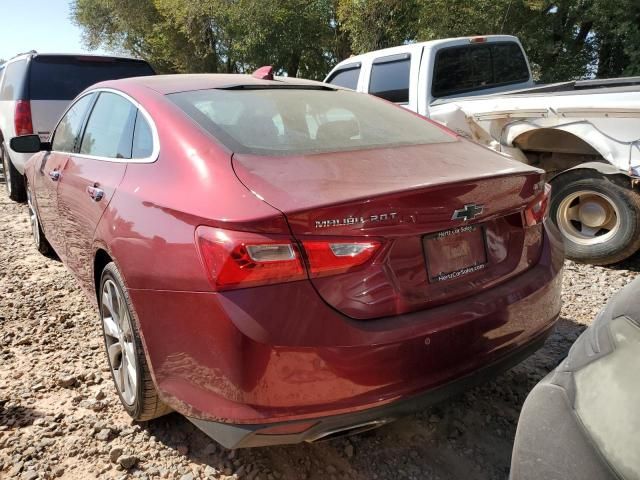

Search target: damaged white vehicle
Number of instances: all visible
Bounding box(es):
[326,35,640,265]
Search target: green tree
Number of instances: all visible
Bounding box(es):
[72,0,640,82]
[337,0,419,53]
[72,0,340,78]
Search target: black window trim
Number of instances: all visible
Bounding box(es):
[50,87,159,163]
[368,53,412,105]
[431,41,531,99]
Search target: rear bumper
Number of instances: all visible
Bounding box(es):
[189,326,552,448]
[129,223,563,440]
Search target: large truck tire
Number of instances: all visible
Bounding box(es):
[550,174,640,265]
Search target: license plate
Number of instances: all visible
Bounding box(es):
[424,225,487,283]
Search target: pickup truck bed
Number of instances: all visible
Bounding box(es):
[432,77,640,105]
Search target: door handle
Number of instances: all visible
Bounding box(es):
[48,170,61,181]
[87,185,104,202]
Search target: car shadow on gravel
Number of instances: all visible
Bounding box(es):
[0,402,44,429]
[139,316,585,480]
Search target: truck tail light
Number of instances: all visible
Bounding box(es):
[196,226,305,291]
[524,183,551,226]
[14,100,33,136]
[302,240,381,277]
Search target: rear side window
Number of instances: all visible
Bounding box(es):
[169,87,455,156]
[0,59,28,100]
[326,64,361,90]
[29,56,154,101]
[52,93,95,152]
[80,92,136,159]
[432,42,529,98]
[368,54,411,103]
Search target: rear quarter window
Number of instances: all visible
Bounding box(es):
[29,56,154,101]
[0,59,28,101]
[132,112,154,158]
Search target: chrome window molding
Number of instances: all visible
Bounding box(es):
[50,87,160,164]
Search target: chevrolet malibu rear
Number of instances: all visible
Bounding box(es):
[22,73,563,449]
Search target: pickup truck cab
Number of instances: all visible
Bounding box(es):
[326,35,640,265]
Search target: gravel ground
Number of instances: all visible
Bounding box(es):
[1,185,639,480]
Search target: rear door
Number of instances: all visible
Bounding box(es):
[56,91,147,288]
[35,92,96,258]
[28,55,155,142]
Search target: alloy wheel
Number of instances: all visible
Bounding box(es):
[556,190,621,246]
[101,279,138,406]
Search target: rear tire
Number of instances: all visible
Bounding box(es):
[1,143,27,202]
[99,262,172,421]
[550,174,640,265]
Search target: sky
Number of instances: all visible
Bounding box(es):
[0,0,112,62]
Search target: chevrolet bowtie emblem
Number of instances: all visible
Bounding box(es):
[452,204,484,221]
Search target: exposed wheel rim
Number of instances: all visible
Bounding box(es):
[26,189,40,248]
[556,190,621,246]
[101,279,138,406]
[1,147,11,196]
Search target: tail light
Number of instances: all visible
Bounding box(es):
[196,226,382,290]
[302,240,381,278]
[524,183,551,226]
[14,100,33,136]
[196,226,305,290]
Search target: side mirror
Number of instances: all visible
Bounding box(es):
[10,134,51,153]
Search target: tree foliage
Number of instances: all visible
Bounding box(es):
[71,0,640,82]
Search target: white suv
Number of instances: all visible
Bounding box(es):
[0,52,154,201]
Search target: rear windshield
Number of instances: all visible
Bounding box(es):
[29,56,154,100]
[169,88,455,156]
[432,42,529,98]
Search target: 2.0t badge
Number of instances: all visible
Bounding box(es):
[451,203,484,222]
[315,212,398,229]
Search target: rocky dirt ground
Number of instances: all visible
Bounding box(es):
[1,185,639,480]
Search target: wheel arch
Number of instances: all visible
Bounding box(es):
[507,123,619,162]
[506,125,633,180]
[94,248,113,304]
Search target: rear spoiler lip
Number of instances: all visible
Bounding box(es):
[220,84,337,92]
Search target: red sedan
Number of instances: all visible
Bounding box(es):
[11,71,563,448]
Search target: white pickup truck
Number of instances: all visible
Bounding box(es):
[325,35,640,265]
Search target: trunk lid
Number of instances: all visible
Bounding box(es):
[233,140,544,319]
